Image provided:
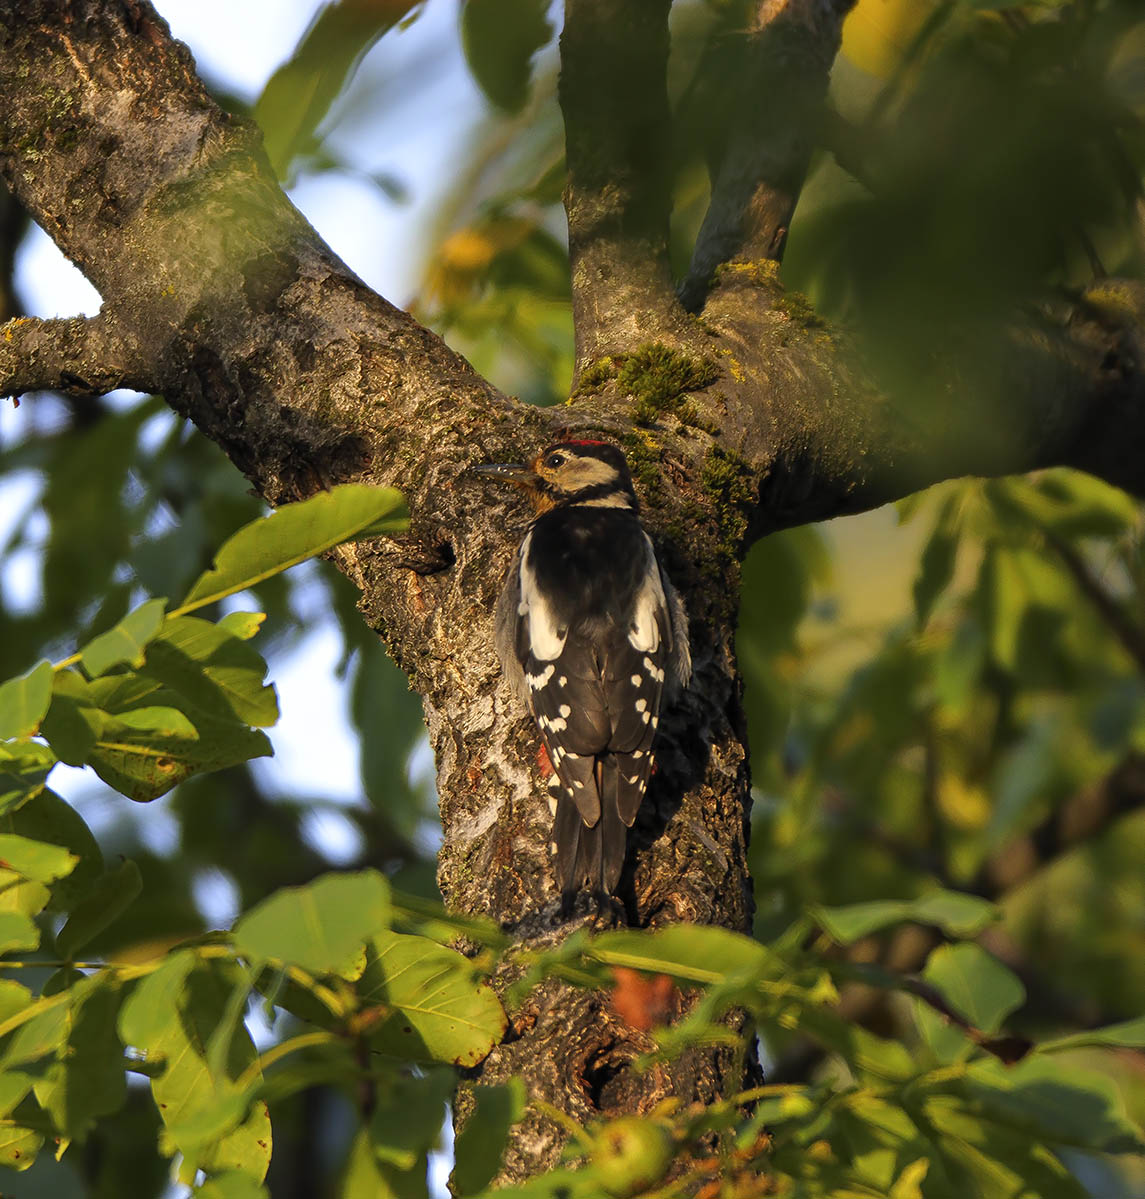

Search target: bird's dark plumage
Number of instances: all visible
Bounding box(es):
[478,441,690,909]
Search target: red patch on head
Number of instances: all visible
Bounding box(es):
[563,439,609,446]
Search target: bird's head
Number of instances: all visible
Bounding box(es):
[473,440,637,513]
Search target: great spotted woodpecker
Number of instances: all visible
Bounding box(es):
[474,440,691,910]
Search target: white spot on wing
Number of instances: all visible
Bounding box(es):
[527,663,555,690]
[630,674,642,686]
[635,698,647,713]
[559,704,571,718]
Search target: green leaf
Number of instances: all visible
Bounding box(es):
[217,611,266,641]
[141,615,278,727]
[811,890,999,944]
[55,859,142,959]
[86,705,272,802]
[40,673,105,766]
[234,869,391,976]
[1038,1015,1145,1054]
[4,994,69,1066]
[195,1173,269,1199]
[0,981,32,1024]
[453,1079,526,1194]
[33,976,126,1140]
[119,951,197,1052]
[919,943,1025,1056]
[461,0,553,112]
[0,661,52,741]
[957,1056,1145,1154]
[254,1,422,180]
[913,525,958,628]
[360,930,507,1067]
[0,912,39,957]
[0,787,103,911]
[120,954,270,1181]
[0,1071,34,1119]
[589,924,775,984]
[79,597,167,676]
[0,833,77,884]
[0,742,55,816]
[367,1067,453,1182]
[0,1122,42,1170]
[178,485,407,614]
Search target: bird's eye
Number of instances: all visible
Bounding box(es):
[545,452,565,469]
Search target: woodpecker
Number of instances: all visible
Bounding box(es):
[474,440,691,910]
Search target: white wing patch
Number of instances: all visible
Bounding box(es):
[519,530,568,660]
[628,534,667,653]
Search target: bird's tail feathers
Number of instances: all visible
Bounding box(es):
[554,758,628,907]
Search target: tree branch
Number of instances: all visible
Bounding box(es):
[559,0,688,368]
[680,0,856,310]
[0,312,153,397]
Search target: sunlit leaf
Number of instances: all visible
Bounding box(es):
[142,615,278,727]
[0,661,52,741]
[33,976,126,1140]
[0,787,102,911]
[178,485,407,614]
[233,869,391,976]
[589,925,775,984]
[120,953,271,1181]
[0,912,38,958]
[361,930,506,1066]
[194,1172,269,1199]
[0,1122,42,1171]
[217,611,266,641]
[0,833,77,885]
[79,597,167,677]
[0,742,55,817]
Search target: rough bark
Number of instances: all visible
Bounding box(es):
[1,0,1145,1183]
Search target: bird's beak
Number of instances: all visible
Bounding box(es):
[470,461,534,486]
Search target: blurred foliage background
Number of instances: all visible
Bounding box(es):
[3,0,1145,1194]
